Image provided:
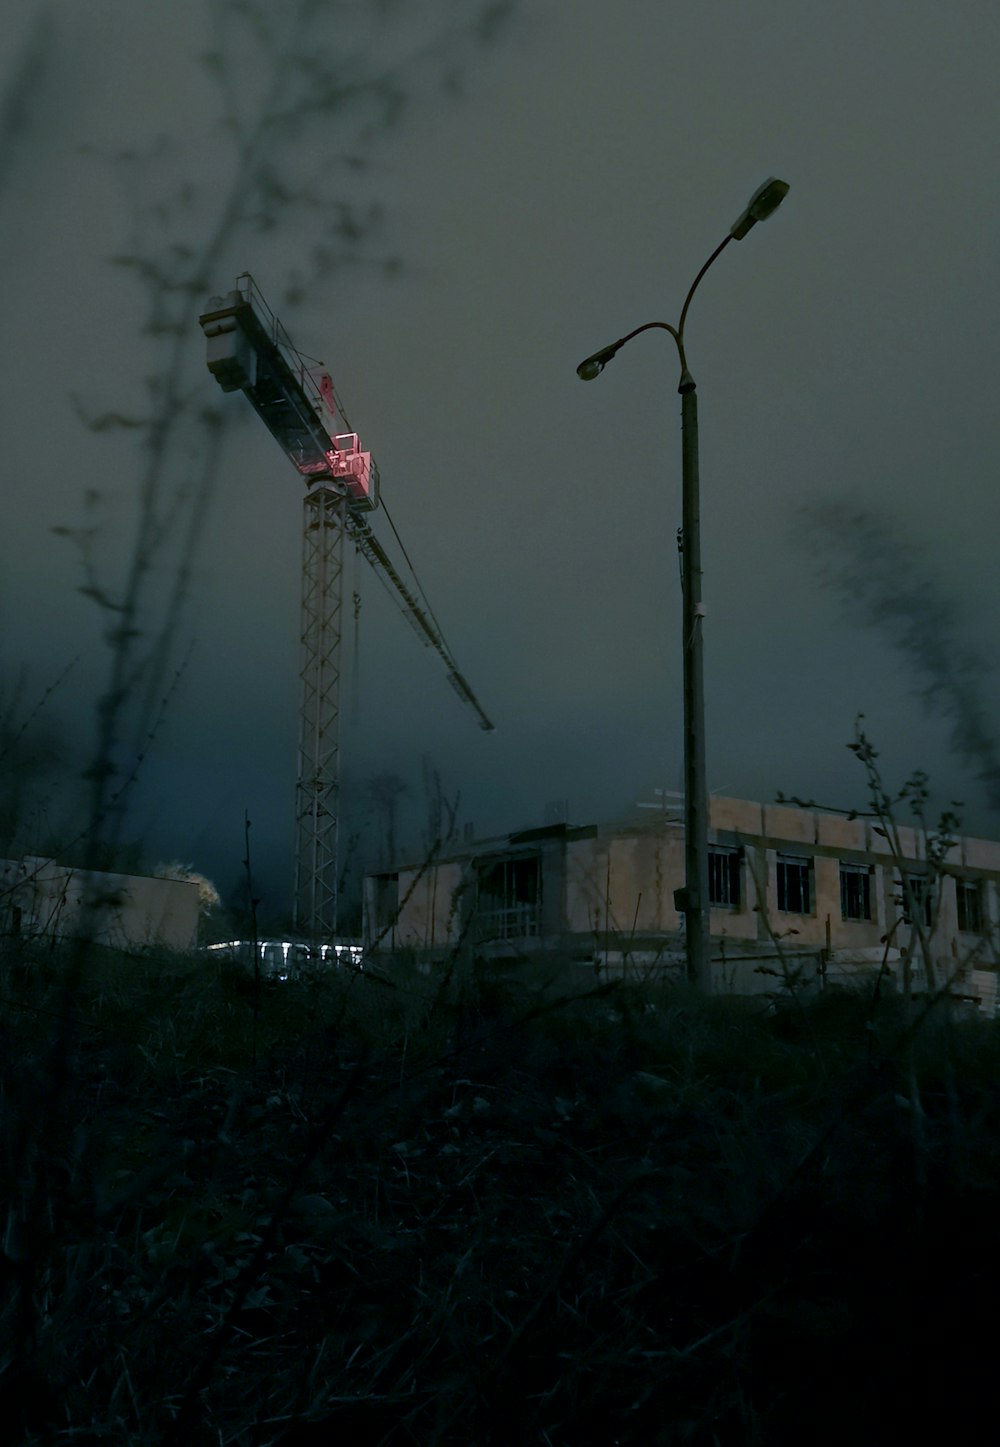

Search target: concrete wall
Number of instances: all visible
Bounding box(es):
[1,857,200,951]
[379,861,465,951]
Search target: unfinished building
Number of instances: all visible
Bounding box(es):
[363,796,1000,1012]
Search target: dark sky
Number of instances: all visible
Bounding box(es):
[3,0,1000,907]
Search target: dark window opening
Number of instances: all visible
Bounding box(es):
[901,873,933,928]
[477,854,540,940]
[840,863,872,922]
[777,854,812,914]
[371,873,399,935]
[956,878,983,934]
[709,846,741,908]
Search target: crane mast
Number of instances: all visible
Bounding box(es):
[199,274,492,943]
[297,483,346,944]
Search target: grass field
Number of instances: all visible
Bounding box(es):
[2,943,998,1444]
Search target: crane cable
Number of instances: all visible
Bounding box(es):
[345,510,494,732]
[379,494,455,668]
[324,364,455,671]
[351,568,362,727]
[320,363,490,730]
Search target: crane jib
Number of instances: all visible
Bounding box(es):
[199,271,494,940]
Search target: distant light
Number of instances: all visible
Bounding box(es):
[204,938,364,971]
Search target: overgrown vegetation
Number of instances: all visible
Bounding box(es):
[2,940,998,1445]
[4,12,997,1442]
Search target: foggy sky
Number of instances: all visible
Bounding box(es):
[2,0,1000,910]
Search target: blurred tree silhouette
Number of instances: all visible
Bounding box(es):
[2,0,519,870]
[0,669,65,857]
[801,500,1000,814]
[0,7,53,205]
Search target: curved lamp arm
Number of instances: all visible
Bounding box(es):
[576,320,682,382]
[575,178,789,393]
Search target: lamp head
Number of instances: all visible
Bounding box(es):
[730,177,790,240]
[576,343,619,380]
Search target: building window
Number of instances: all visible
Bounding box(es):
[777,854,812,914]
[839,862,872,922]
[900,873,933,928]
[370,873,399,937]
[708,846,741,908]
[956,878,983,934]
[477,854,540,940]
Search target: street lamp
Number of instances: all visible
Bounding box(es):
[576,177,789,990]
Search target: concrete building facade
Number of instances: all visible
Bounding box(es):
[1,856,201,953]
[363,796,1000,1013]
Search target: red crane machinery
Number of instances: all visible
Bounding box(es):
[199,273,492,941]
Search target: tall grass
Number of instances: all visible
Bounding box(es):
[2,940,997,1444]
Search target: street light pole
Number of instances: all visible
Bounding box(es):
[576,178,789,991]
[679,374,710,988]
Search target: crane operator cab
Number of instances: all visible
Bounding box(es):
[325,433,379,510]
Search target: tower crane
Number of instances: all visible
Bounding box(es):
[199,273,492,941]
